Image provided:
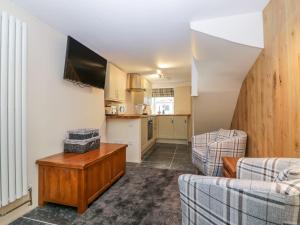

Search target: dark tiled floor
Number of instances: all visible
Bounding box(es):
[130,143,197,173]
[10,144,197,225]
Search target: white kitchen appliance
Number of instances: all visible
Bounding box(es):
[105,105,117,115]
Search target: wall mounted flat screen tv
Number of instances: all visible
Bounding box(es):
[63,36,107,89]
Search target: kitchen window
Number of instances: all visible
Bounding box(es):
[151,88,174,115]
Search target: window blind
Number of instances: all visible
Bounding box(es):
[152,88,174,97]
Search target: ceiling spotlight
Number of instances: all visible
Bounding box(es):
[158,63,172,69]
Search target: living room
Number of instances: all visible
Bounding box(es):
[1,0,300,225]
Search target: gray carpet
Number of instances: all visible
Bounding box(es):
[11,165,191,225]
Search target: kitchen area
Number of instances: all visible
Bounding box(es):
[104,63,192,163]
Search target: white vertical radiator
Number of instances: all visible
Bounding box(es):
[0,11,27,208]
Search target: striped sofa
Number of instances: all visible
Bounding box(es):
[178,158,300,225]
[192,129,247,176]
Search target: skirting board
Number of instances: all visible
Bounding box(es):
[156,139,189,145]
[0,194,31,216]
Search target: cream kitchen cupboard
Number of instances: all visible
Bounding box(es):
[157,116,174,139]
[173,116,188,139]
[105,63,126,102]
[143,79,152,106]
[157,116,188,140]
[153,117,158,139]
[141,118,148,149]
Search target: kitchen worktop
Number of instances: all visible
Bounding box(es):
[106,114,191,119]
[106,114,154,119]
[154,114,191,116]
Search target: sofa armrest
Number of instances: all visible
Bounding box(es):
[178,174,277,194]
[178,174,300,225]
[236,158,300,181]
[204,137,247,176]
[207,137,247,156]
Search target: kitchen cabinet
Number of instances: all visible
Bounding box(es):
[158,116,174,139]
[158,116,188,140]
[141,118,148,149]
[153,117,158,139]
[117,71,126,101]
[105,63,126,102]
[143,79,152,106]
[173,116,188,139]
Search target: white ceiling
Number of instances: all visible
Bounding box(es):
[13,0,269,85]
[191,12,264,93]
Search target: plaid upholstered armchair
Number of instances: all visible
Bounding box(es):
[192,129,247,176]
[178,158,300,225]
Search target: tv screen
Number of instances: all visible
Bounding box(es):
[63,36,107,89]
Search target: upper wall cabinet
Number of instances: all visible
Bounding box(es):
[143,79,152,106]
[105,63,127,102]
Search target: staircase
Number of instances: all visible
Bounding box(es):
[190,12,264,134]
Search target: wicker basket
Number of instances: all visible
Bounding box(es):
[67,128,99,140]
[64,136,100,153]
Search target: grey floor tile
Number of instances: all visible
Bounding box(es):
[175,146,191,153]
[156,143,177,148]
[176,144,189,149]
[142,153,151,161]
[126,162,139,167]
[144,154,173,162]
[155,148,176,154]
[141,143,196,173]
[148,151,173,158]
[173,154,192,161]
[10,217,50,225]
[144,159,173,165]
[22,203,78,225]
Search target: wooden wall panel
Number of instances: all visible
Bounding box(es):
[231,0,300,157]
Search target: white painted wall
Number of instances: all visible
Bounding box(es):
[0,1,106,224]
[191,12,264,48]
[191,58,199,97]
[191,16,263,135]
[106,119,142,163]
[192,91,239,134]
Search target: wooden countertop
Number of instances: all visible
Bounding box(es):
[106,114,191,119]
[36,143,128,169]
[106,114,150,119]
[154,114,191,116]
